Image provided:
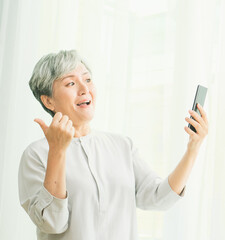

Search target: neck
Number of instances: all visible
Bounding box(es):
[73,124,91,138]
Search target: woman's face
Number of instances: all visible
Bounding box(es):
[50,62,97,126]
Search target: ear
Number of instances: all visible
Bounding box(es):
[40,95,55,112]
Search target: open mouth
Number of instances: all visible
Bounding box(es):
[76,100,91,106]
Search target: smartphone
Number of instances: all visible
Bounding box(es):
[188,85,208,133]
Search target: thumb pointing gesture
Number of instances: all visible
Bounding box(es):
[34,112,75,151]
[34,118,48,136]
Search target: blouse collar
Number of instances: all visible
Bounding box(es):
[72,129,94,143]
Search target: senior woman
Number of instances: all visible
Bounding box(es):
[18,49,208,240]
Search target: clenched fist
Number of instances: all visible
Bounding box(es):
[34,112,75,151]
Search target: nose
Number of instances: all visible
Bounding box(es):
[77,79,89,96]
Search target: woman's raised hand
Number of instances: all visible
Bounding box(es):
[184,103,209,152]
[34,112,75,151]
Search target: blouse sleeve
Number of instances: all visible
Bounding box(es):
[18,145,69,234]
[126,136,186,211]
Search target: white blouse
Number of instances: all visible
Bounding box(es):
[18,129,185,240]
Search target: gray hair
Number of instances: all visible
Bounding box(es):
[29,49,92,117]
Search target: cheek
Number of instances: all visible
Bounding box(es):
[92,85,97,96]
[92,90,97,104]
[55,91,75,105]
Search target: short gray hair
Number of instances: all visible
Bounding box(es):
[29,49,92,117]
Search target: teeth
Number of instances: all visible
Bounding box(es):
[77,100,91,106]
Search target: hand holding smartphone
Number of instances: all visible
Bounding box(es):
[188,85,208,133]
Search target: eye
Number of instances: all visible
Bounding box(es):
[67,82,75,86]
[86,78,92,83]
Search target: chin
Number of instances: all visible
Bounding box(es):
[80,112,95,122]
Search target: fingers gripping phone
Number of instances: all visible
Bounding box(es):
[188,85,208,133]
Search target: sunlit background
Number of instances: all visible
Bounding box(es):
[0,0,225,239]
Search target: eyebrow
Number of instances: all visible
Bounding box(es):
[60,72,90,81]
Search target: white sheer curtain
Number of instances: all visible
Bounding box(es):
[0,0,224,239]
